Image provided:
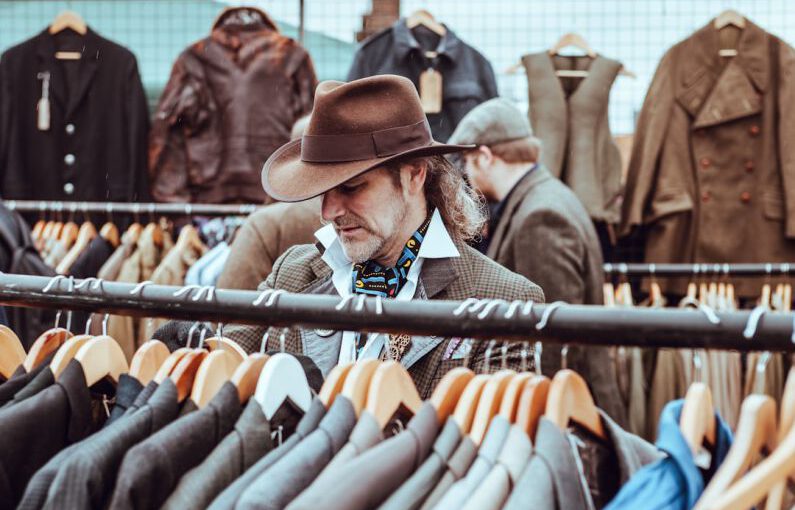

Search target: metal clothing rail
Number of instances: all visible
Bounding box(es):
[0,273,794,351]
[3,200,262,217]
[604,262,795,277]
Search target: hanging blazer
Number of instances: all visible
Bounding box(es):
[620,19,795,296]
[522,52,623,223]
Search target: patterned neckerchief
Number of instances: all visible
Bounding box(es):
[351,213,433,298]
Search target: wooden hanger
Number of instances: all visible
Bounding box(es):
[680,382,717,456]
[51,221,64,241]
[204,336,247,364]
[255,353,313,419]
[365,360,423,430]
[56,221,96,275]
[231,353,270,404]
[32,220,46,241]
[694,394,777,509]
[517,375,551,439]
[170,349,208,403]
[143,222,164,248]
[406,9,446,36]
[70,335,129,386]
[100,222,120,248]
[341,359,381,415]
[49,10,87,35]
[176,224,203,253]
[41,221,55,243]
[153,347,192,383]
[129,339,170,385]
[0,325,25,379]
[603,282,616,306]
[498,372,532,422]
[765,366,795,510]
[23,327,72,372]
[125,223,143,245]
[545,369,605,438]
[59,221,79,250]
[49,334,93,378]
[760,282,772,309]
[549,32,596,58]
[452,374,490,433]
[190,350,241,408]
[319,362,354,409]
[470,370,516,444]
[714,9,746,29]
[430,367,475,424]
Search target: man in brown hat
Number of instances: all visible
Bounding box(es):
[226,75,545,398]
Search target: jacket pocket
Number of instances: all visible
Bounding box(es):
[762,191,786,221]
[645,189,694,224]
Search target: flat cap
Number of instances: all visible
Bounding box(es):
[448,97,533,147]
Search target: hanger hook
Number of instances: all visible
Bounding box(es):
[75,277,104,292]
[504,300,524,319]
[198,326,208,350]
[252,289,273,306]
[478,299,508,320]
[216,322,224,338]
[743,305,768,340]
[452,297,479,316]
[374,295,383,315]
[186,322,199,349]
[534,341,544,375]
[521,300,535,317]
[264,289,285,307]
[693,350,705,383]
[173,284,202,298]
[130,280,153,296]
[500,341,509,370]
[483,339,496,374]
[84,314,93,335]
[335,295,354,311]
[679,297,722,325]
[535,301,567,331]
[279,329,287,353]
[520,341,529,371]
[101,313,109,336]
[42,274,67,293]
[259,330,270,354]
[354,294,367,312]
[191,285,215,302]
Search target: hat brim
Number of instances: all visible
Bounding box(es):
[262,139,474,202]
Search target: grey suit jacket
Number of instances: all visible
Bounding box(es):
[310,410,382,488]
[433,415,511,510]
[419,429,478,510]
[503,411,662,510]
[487,166,626,427]
[237,396,357,510]
[207,398,327,510]
[109,382,242,510]
[287,402,439,510]
[462,424,532,510]
[378,417,462,510]
[40,379,179,510]
[162,398,303,510]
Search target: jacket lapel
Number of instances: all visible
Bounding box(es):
[66,29,101,119]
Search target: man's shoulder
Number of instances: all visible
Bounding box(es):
[262,243,325,293]
[453,243,545,303]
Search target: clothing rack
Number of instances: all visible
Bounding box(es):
[3,200,262,217]
[0,272,793,351]
[604,262,795,277]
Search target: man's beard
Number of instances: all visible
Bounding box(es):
[327,198,408,264]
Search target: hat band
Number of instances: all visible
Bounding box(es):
[300,119,432,163]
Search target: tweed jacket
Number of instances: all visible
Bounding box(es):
[486,166,626,427]
[522,53,623,223]
[620,20,795,296]
[217,198,321,290]
[226,237,544,399]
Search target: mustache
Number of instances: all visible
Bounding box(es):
[322,214,370,230]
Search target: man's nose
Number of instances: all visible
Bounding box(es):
[321,190,345,222]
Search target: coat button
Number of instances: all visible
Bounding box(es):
[64,154,76,166]
[745,160,755,172]
[702,191,711,202]
[65,123,75,135]
[749,125,761,136]
[700,158,712,168]
[63,182,74,195]
[741,191,751,203]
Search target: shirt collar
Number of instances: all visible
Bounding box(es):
[391,18,463,63]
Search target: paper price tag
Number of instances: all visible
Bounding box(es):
[419,68,443,114]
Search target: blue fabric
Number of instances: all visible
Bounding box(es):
[605,399,733,510]
[185,242,229,286]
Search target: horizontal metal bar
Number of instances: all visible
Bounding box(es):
[0,273,793,351]
[604,262,795,277]
[3,200,262,217]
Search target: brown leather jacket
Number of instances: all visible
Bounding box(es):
[149,12,317,204]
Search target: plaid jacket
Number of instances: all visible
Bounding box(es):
[224,240,544,399]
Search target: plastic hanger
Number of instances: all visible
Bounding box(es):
[190,350,241,408]
[49,10,87,35]
[545,369,605,438]
[714,9,746,29]
[430,367,474,424]
[341,359,381,415]
[679,382,717,456]
[0,325,26,379]
[154,347,192,383]
[517,375,551,439]
[231,353,269,404]
[129,339,170,385]
[255,352,312,420]
[23,327,72,372]
[694,394,777,509]
[100,222,120,248]
[170,349,208,403]
[452,374,489,433]
[365,360,423,430]
[470,369,516,444]
[405,9,446,36]
[49,334,93,378]
[56,221,96,275]
[69,335,128,386]
[319,362,353,409]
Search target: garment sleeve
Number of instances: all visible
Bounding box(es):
[347,47,370,81]
[290,49,318,121]
[480,56,499,100]
[776,40,795,238]
[619,49,676,237]
[124,56,151,201]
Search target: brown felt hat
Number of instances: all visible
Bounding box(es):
[261,75,474,202]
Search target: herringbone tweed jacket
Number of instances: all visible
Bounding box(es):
[224,239,544,399]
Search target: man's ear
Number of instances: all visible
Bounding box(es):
[476,145,493,168]
[402,160,428,195]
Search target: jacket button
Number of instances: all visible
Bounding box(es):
[65,123,75,135]
[740,191,751,203]
[702,191,711,202]
[64,154,76,166]
[749,125,761,136]
[700,158,712,168]
[63,182,74,195]
[745,160,755,172]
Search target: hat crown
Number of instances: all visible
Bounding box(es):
[306,75,427,136]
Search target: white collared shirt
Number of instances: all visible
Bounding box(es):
[315,209,459,363]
